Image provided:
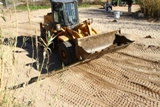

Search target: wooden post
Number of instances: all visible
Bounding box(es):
[2,0,7,8]
[117,0,119,6]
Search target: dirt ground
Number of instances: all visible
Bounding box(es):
[1,5,160,107]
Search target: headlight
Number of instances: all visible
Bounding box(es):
[56,24,61,31]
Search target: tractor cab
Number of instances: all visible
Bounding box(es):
[50,0,79,29]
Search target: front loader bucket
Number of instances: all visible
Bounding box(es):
[75,30,134,60]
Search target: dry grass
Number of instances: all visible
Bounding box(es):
[139,0,160,20]
[0,0,54,106]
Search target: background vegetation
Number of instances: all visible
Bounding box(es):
[139,0,160,20]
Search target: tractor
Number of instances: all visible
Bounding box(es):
[40,0,133,65]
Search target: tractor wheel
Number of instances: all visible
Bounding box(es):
[58,41,77,65]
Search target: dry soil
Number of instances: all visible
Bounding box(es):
[0,5,160,107]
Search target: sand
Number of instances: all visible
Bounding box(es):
[0,5,160,107]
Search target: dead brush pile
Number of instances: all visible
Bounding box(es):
[139,0,160,21]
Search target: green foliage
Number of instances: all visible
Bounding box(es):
[78,2,103,8]
[139,0,160,20]
[78,3,92,8]
[39,31,56,59]
[16,5,50,11]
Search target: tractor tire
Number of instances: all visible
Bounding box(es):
[58,41,77,65]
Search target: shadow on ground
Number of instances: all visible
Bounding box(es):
[4,36,63,74]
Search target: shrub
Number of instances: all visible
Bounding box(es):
[139,0,160,20]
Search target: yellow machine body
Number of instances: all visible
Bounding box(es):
[40,0,133,65]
